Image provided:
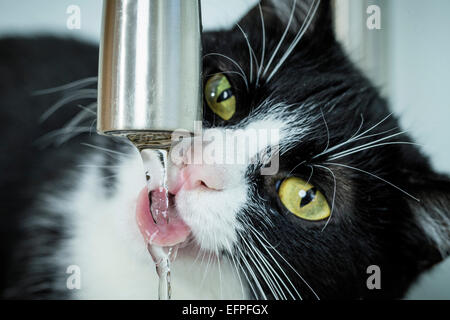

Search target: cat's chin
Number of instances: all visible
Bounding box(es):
[135,187,191,247]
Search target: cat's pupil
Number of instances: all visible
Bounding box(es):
[217,88,233,102]
[300,188,317,207]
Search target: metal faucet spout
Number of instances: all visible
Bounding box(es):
[97,0,202,139]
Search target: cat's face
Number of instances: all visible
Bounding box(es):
[111,0,450,299]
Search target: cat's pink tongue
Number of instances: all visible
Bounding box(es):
[136,187,191,247]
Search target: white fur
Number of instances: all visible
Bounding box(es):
[52,153,245,299]
[414,204,450,258]
[46,110,307,299]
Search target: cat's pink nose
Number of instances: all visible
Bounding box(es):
[170,164,226,194]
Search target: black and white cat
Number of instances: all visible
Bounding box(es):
[1,0,449,299]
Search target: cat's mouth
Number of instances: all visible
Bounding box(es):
[135,187,191,247]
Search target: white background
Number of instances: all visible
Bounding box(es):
[0,0,449,299]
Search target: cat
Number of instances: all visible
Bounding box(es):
[1,0,449,299]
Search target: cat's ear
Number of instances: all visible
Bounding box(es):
[237,0,333,39]
[406,171,450,259]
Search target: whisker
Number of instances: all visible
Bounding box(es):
[40,89,97,122]
[353,113,394,141]
[326,130,409,160]
[32,77,97,96]
[189,240,207,273]
[75,104,97,115]
[249,225,320,299]
[99,174,120,181]
[353,127,399,142]
[203,53,249,90]
[328,141,421,161]
[80,143,129,157]
[244,234,300,300]
[63,104,96,131]
[247,226,304,300]
[324,162,420,202]
[287,160,306,177]
[240,235,282,299]
[213,235,223,299]
[320,108,330,154]
[224,240,246,299]
[199,251,214,288]
[89,118,98,136]
[205,71,247,79]
[235,243,267,299]
[313,165,336,231]
[266,0,321,82]
[77,164,121,169]
[234,248,260,299]
[243,234,291,299]
[34,127,92,147]
[348,114,365,140]
[236,24,258,84]
[262,0,297,78]
[313,113,394,159]
[225,255,245,299]
[256,3,266,87]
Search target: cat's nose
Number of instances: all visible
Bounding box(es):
[169,164,226,194]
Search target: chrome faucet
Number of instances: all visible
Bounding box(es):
[97,0,202,145]
[96,1,203,299]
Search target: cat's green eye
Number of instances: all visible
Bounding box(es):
[204,74,236,120]
[278,177,330,221]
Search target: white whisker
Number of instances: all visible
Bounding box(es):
[32,77,97,96]
[236,24,258,84]
[240,236,281,299]
[40,89,97,122]
[80,143,128,157]
[353,127,399,142]
[199,250,214,288]
[35,127,92,147]
[320,108,330,153]
[313,113,395,159]
[256,3,266,87]
[203,53,249,90]
[313,165,336,231]
[224,240,246,299]
[328,141,421,161]
[266,0,321,82]
[262,0,297,78]
[348,113,365,140]
[244,234,300,300]
[77,164,121,169]
[248,227,304,300]
[249,225,320,299]
[75,103,96,115]
[236,244,267,299]
[63,104,96,130]
[326,130,409,160]
[89,118,97,136]
[324,162,420,202]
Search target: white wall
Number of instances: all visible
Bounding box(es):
[387,0,450,299]
[387,0,450,174]
[0,0,257,41]
[0,0,103,42]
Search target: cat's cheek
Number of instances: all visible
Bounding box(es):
[174,186,247,251]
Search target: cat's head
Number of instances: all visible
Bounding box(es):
[108,0,450,299]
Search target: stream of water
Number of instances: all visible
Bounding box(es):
[128,135,175,300]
